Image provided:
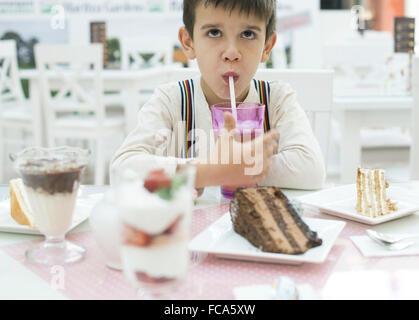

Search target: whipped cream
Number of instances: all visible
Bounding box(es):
[121,238,189,279]
[118,185,192,235]
[24,185,79,237]
[118,180,194,280]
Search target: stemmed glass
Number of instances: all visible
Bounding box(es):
[113,163,196,299]
[10,146,90,265]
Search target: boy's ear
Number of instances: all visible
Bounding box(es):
[178,26,196,60]
[261,32,277,63]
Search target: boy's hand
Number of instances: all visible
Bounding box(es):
[208,112,278,186]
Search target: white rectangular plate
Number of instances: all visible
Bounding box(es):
[188,213,345,265]
[0,192,102,235]
[297,184,419,225]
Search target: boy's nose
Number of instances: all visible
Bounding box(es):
[222,43,241,63]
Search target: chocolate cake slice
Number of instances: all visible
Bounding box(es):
[230,187,322,254]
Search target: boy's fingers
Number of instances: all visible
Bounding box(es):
[223,112,236,132]
[263,138,277,153]
[267,129,279,140]
[262,130,278,144]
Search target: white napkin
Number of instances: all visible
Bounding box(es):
[351,235,419,257]
[233,284,318,300]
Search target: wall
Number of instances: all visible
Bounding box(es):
[372,0,405,34]
[279,0,323,68]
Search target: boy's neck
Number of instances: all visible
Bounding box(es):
[200,77,250,107]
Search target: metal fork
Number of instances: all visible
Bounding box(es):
[366,230,415,250]
[366,229,419,245]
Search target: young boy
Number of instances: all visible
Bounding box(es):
[110,0,325,192]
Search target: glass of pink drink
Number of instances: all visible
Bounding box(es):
[210,102,265,200]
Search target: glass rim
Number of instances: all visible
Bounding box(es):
[210,102,265,111]
[10,146,90,163]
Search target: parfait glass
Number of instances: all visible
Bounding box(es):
[113,163,196,299]
[210,102,265,199]
[10,146,90,265]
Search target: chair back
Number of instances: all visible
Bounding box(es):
[35,44,104,136]
[255,69,334,168]
[120,36,174,70]
[322,31,409,96]
[166,67,200,82]
[0,40,25,108]
[410,56,419,179]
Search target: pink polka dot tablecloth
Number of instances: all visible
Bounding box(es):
[0,203,366,300]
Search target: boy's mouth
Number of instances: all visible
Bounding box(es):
[222,72,239,85]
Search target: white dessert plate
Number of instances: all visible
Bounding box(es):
[297,184,419,225]
[0,191,102,235]
[188,213,345,265]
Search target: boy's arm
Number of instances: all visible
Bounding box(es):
[110,86,188,185]
[258,83,326,190]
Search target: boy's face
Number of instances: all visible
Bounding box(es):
[179,3,276,106]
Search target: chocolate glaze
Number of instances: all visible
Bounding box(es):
[21,170,82,194]
[18,158,85,194]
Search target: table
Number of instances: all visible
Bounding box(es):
[334,95,414,183]
[1,183,419,300]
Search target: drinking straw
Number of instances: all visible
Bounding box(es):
[229,76,238,122]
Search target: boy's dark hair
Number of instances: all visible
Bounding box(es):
[183,0,276,42]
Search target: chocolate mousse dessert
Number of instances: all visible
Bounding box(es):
[12,148,89,238]
[230,187,322,254]
[10,146,90,265]
[18,157,85,194]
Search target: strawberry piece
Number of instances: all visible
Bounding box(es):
[135,272,174,284]
[123,224,151,247]
[164,215,182,234]
[143,169,172,193]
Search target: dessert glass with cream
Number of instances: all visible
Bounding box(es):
[10,146,90,265]
[114,164,196,298]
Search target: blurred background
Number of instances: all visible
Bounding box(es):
[0,0,417,185]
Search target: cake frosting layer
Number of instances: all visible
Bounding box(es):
[230,187,322,254]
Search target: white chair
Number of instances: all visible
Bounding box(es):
[105,36,180,124]
[255,69,334,169]
[270,37,288,69]
[120,36,175,70]
[322,31,395,96]
[167,67,334,170]
[0,39,42,183]
[410,56,419,180]
[35,44,125,185]
[166,67,200,82]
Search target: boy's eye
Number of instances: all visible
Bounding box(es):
[241,30,255,40]
[208,29,221,38]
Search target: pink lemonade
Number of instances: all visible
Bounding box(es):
[210,102,265,200]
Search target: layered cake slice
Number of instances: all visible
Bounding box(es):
[356,168,397,217]
[9,178,35,227]
[230,187,322,254]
